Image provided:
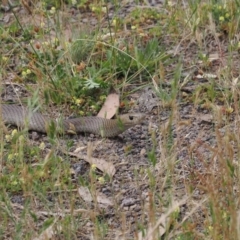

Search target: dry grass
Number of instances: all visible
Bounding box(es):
[1,0,240,239]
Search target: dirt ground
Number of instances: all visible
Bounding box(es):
[1,0,240,239]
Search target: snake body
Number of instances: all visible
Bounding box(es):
[1,104,145,137]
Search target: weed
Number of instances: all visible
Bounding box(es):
[1,0,240,239]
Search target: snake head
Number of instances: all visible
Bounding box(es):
[116,113,146,130]
[99,113,145,137]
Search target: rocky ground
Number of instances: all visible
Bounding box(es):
[1,0,240,239]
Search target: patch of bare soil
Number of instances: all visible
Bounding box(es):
[1,1,240,239]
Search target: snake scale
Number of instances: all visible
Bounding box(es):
[1,104,145,137]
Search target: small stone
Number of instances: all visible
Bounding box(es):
[82,18,88,23]
[130,204,136,210]
[121,198,136,207]
[140,148,146,156]
[31,131,40,140]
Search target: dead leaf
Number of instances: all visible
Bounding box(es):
[208,52,219,62]
[64,151,116,177]
[198,113,213,124]
[96,192,113,207]
[78,186,93,203]
[3,14,11,23]
[195,73,217,79]
[202,73,217,79]
[60,141,116,176]
[97,88,119,119]
[139,198,189,240]
[78,186,113,208]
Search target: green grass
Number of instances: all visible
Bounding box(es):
[1,0,240,239]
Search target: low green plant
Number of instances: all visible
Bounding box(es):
[1,0,240,239]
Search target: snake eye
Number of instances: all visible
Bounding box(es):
[129,115,134,120]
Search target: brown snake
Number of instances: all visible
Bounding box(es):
[1,104,145,137]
